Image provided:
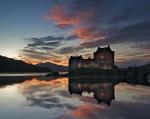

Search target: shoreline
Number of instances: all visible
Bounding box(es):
[0,75,149,87]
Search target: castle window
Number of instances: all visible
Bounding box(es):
[78,63,82,68]
[101,55,104,59]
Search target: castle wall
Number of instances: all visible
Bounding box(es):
[95,52,114,64]
[69,46,115,70]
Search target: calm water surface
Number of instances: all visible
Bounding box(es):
[0,73,48,77]
[0,77,150,119]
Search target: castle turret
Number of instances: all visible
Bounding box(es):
[94,46,114,69]
[69,55,83,71]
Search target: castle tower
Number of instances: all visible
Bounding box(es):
[69,55,83,71]
[94,45,114,69]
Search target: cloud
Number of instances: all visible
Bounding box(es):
[57,46,83,54]
[20,34,81,65]
[72,27,105,40]
[20,0,150,66]
[26,36,63,48]
[45,1,104,40]
[66,35,78,41]
[38,46,54,50]
[110,5,134,23]
[80,21,150,48]
[25,35,79,49]
[45,4,90,28]
[46,0,150,40]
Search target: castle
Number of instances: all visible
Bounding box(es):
[68,78,115,105]
[69,45,115,70]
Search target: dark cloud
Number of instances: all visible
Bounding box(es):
[66,35,78,41]
[22,49,48,55]
[132,43,150,51]
[27,36,63,48]
[58,46,76,54]
[116,58,149,68]
[25,35,78,49]
[58,46,80,54]
[21,34,80,65]
[27,38,43,47]
[39,46,54,50]
[21,53,48,60]
[41,36,64,41]
[110,5,134,23]
[80,21,150,48]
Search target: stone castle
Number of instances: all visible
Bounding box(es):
[69,45,115,70]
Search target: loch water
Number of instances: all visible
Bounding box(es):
[0,76,150,119]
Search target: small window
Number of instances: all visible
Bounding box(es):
[101,55,104,59]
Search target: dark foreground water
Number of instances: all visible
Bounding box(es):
[0,77,150,119]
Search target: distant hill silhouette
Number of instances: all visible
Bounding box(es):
[139,63,150,69]
[0,55,51,73]
[125,63,150,70]
[36,62,68,72]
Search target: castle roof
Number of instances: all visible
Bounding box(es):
[70,55,83,60]
[69,45,114,61]
[95,45,114,53]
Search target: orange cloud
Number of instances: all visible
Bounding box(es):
[19,55,42,64]
[45,4,73,28]
[45,4,105,41]
[19,54,68,66]
[70,105,104,119]
[45,4,92,28]
[19,78,68,94]
[72,28,104,40]
[71,11,93,26]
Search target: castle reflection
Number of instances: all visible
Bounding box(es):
[68,78,115,105]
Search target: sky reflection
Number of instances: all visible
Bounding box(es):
[0,77,150,119]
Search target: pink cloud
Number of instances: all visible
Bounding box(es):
[45,4,103,41]
[72,27,105,40]
[45,4,72,28]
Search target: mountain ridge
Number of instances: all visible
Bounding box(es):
[36,62,68,72]
[0,55,51,72]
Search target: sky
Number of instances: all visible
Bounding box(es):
[0,0,150,67]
